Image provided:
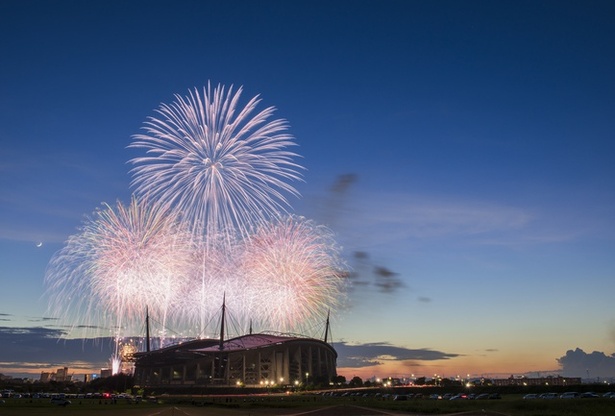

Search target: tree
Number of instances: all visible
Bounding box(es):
[349,376,363,387]
[332,375,346,385]
[88,374,134,393]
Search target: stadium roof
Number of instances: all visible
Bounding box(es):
[193,333,305,352]
[133,332,336,362]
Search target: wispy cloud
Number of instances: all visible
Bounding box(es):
[332,341,460,368]
[28,317,60,323]
[332,188,614,254]
[0,327,114,371]
[0,326,66,339]
[347,192,532,244]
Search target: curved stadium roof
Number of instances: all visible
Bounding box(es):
[134,332,336,360]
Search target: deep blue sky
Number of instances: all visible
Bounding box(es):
[1,0,614,379]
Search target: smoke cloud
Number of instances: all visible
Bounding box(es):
[557,348,615,379]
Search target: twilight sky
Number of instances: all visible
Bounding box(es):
[1,0,614,380]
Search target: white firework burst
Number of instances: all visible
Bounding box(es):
[129,83,303,239]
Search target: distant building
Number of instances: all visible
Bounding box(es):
[39,367,72,383]
[100,368,113,378]
[493,375,582,386]
[381,377,403,386]
[83,373,100,383]
[55,367,69,382]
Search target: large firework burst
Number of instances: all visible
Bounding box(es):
[129,83,303,239]
[239,215,347,332]
[44,196,195,338]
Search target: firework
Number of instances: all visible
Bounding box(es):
[238,215,347,332]
[111,356,121,375]
[46,85,348,348]
[44,196,195,340]
[129,83,303,239]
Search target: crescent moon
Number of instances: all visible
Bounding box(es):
[36,242,43,248]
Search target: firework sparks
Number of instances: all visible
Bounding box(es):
[129,83,303,239]
[239,215,347,332]
[111,355,121,375]
[45,196,195,341]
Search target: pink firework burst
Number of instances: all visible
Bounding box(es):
[45,196,195,339]
[239,215,347,332]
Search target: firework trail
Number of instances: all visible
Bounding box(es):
[173,232,245,336]
[239,215,347,332]
[45,196,195,345]
[129,83,303,240]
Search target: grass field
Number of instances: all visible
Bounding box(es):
[1,394,614,416]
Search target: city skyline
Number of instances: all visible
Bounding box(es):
[1,0,614,381]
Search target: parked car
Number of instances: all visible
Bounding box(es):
[50,397,71,406]
[393,395,408,401]
[523,394,537,400]
[560,392,580,399]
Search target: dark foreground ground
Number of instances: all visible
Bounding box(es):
[1,394,614,416]
[0,403,507,416]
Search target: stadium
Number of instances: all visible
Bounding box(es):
[132,304,338,388]
[133,333,337,388]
